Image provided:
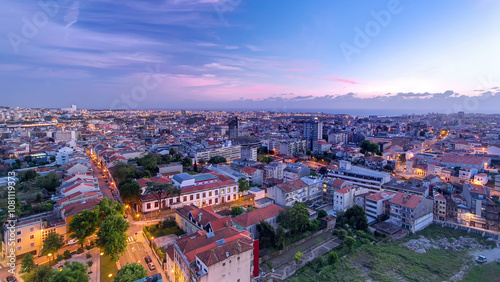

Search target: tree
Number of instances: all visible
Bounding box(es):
[193,162,198,172]
[208,155,226,164]
[275,226,286,250]
[22,170,37,182]
[344,236,356,250]
[25,265,52,282]
[230,206,244,216]
[337,229,346,240]
[114,262,148,282]
[256,221,276,248]
[317,210,327,219]
[318,166,328,176]
[96,214,130,261]
[41,232,64,265]
[360,140,380,155]
[68,210,99,250]
[36,193,42,202]
[341,205,369,231]
[278,202,310,233]
[144,182,181,211]
[182,157,192,169]
[21,253,35,273]
[49,261,89,282]
[328,250,338,265]
[198,159,206,165]
[35,172,61,192]
[294,251,303,263]
[237,178,251,194]
[119,181,142,204]
[94,197,125,223]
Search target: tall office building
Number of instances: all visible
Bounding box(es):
[228,117,240,139]
[303,118,323,149]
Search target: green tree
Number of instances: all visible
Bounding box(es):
[41,232,64,265]
[237,178,251,193]
[36,193,42,202]
[256,221,276,248]
[278,202,310,233]
[36,172,61,192]
[294,251,303,263]
[144,182,181,211]
[317,210,327,219]
[193,162,198,172]
[114,262,148,282]
[25,265,52,282]
[119,181,142,204]
[275,226,286,250]
[22,169,37,182]
[318,166,328,176]
[208,155,226,164]
[68,210,99,250]
[360,140,380,155]
[230,206,244,216]
[94,197,125,223]
[328,250,338,265]
[337,229,346,240]
[182,157,192,169]
[344,236,356,250]
[49,261,89,282]
[21,253,35,273]
[96,214,130,261]
[342,205,369,231]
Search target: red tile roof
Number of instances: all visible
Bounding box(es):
[366,191,394,202]
[241,167,258,174]
[136,175,172,188]
[232,204,284,228]
[62,198,102,217]
[182,180,236,194]
[276,179,307,193]
[390,193,424,209]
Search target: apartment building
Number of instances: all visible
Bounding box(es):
[462,184,490,218]
[263,162,286,180]
[328,160,391,191]
[333,185,370,212]
[433,192,446,221]
[269,179,309,207]
[364,191,395,220]
[2,213,67,259]
[165,227,256,282]
[389,192,433,233]
[283,163,310,183]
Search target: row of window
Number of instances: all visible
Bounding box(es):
[15,226,36,236]
[146,194,238,210]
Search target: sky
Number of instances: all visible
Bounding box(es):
[1,0,499,114]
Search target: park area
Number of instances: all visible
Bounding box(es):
[287,225,498,282]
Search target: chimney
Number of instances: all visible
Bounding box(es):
[238,243,241,253]
[225,219,229,227]
[198,212,203,222]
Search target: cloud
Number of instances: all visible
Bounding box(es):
[64,1,80,28]
[245,45,263,52]
[328,77,358,85]
[204,63,242,71]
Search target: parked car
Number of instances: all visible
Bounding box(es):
[144,256,156,270]
[148,262,156,271]
[6,276,17,282]
[144,256,152,264]
[475,255,487,263]
[67,238,78,245]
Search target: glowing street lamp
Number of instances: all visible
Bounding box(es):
[108,274,113,278]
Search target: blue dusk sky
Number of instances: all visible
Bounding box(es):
[1,0,499,114]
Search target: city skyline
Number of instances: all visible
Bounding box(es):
[1,0,499,113]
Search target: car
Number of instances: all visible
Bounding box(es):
[148,262,156,271]
[475,255,487,263]
[6,276,17,282]
[144,256,152,264]
[87,271,93,274]
[58,265,64,272]
[67,239,78,245]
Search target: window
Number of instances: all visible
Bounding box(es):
[221,189,224,194]
[209,199,212,205]
[154,202,159,208]
[147,203,151,209]
[190,195,194,201]
[29,227,35,232]
[227,188,230,193]
[17,238,21,243]
[17,246,22,251]
[202,193,206,198]
[215,198,218,204]
[233,195,236,200]
[30,235,34,240]
[215,190,218,195]
[30,243,35,248]
[196,194,200,199]
[16,230,21,236]
[223,263,226,266]
[183,196,187,202]
[227,196,230,201]
[209,191,212,197]
[170,199,173,205]
[233,187,236,192]
[177,197,180,202]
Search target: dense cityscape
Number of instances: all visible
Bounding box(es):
[2,0,500,281]
[0,106,499,282]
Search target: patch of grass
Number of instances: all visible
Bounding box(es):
[143,219,185,238]
[463,263,500,282]
[100,254,118,282]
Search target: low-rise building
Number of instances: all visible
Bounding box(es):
[232,204,284,239]
[268,179,308,207]
[328,160,391,191]
[283,163,310,183]
[389,192,433,233]
[365,191,395,220]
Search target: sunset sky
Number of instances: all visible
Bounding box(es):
[1,0,499,114]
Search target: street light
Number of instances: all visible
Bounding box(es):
[108,274,113,278]
[150,237,154,248]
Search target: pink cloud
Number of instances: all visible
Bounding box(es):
[326,77,359,84]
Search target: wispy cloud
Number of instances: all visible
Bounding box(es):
[64,1,80,28]
[204,63,242,71]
